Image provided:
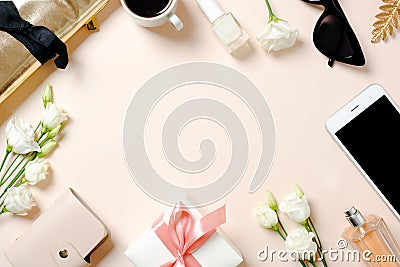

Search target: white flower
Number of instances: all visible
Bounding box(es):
[4,185,36,216]
[279,192,310,223]
[24,158,49,185]
[266,190,278,211]
[6,116,40,154]
[41,102,67,131]
[47,125,62,139]
[254,203,278,229]
[285,228,317,260]
[38,140,57,158]
[257,19,298,52]
[42,83,53,107]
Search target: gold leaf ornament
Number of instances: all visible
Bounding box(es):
[371,0,400,43]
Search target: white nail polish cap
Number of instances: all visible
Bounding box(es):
[194,0,225,24]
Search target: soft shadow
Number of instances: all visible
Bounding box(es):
[300,2,324,11]
[0,63,56,125]
[231,42,255,60]
[144,1,192,40]
[87,234,114,266]
[0,207,40,224]
[25,205,41,220]
[269,39,304,58]
[330,61,368,72]
[36,168,53,190]
[237,261,247,267]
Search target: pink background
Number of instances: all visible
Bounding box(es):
[1,0,400,266]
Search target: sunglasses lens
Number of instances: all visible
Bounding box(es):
[304,0,366,67]
[315,15,354,58]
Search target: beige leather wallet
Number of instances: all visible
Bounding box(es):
[4,188,109,267]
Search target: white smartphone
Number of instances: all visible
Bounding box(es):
[326,83,400,221]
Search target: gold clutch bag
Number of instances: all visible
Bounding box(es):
[0,0,109,104]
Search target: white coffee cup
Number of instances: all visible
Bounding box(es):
[120,0,183,31]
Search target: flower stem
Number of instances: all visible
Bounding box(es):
[304,221,312,233]
[276,229,286,240]
[309,259,317,267]
[318,246,328,267]
[299,259,308,267]
[0,206,7,215]
[0,202,5,214]
[0,150,11,174]
[0,132,46,185]
[0,153,37,201]
[0,154,20,184]
[308,218,322,248]
[278,218,288,236]
[39,136,50,147]
[34,122,41,133]
[264,0,277,21]
[307,218,329,267]
[0,154,30,186]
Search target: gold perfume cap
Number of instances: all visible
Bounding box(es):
[345,206,365,227]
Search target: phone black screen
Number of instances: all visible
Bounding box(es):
[336,95,400,216]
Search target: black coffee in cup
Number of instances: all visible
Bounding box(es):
[124,0,172,18]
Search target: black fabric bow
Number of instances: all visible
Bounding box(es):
[0,1,68,69]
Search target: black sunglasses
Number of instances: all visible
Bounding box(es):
[301,0,365,67]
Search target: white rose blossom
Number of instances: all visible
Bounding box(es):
[254,203,278,229]
[24,158,49,185]
[255,185,329,266]
[285,228,317,260]
[0,84,67,217]
[279,192,311,224]
[3,185,36,216]
[41,102,67,131]
[258,0,298,53]
[6,116,40,154]
[258,19,298,52]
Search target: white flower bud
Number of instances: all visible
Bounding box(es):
[293,184,304,198]
[41,102,67,132]
[42,83,53,107]
[266,190,278,211]
[47,124,62,139]
[254,203,278,229]
[38,140,57,157]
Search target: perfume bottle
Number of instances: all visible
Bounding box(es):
[194,0,249,54]
[342,206,400,267]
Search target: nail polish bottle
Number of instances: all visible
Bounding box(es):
[194,0,249,54]
[342,206,400,267]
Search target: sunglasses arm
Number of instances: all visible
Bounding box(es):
[301,0,324,5]
[328,58,335,67]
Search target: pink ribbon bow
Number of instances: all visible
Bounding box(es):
[152,202,226,267]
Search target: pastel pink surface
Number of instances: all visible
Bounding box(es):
[1,0,400,266]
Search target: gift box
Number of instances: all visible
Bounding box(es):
[125,202,243,267]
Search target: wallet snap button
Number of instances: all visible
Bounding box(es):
[59,249,69,259]
[52,241,89,266]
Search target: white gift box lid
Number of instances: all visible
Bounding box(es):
[124,202,243,267]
